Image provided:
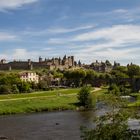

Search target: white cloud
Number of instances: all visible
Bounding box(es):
[83,7,140,23]
[0,48,59,61]
[13,49,28,58]
[73,25,140,43]
[47,24,140,64]
[47,25,96,34]
[74,25,140,62]
[0,0,38,11]
[72,46,140,65]
[22,25,96,37]
[84,8,128,17]
[48,24,140,46]
[0,48,39,60]
[112,9,128,14]
[1,24,140,65]
[0,32,17,41]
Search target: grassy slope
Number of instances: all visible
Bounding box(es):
[0,89,79,115]
[0,88,106,115]
[0,88,80,100]
[0,96,78,115]
[0,88,78,115]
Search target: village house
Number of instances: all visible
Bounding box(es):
[19,72,39,83]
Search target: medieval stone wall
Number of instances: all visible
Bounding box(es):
[0,55,76,71]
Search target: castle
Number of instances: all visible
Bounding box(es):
[83,60,120,73]
[0,55,79,71]
[0,55,120,72]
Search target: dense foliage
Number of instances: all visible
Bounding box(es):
[81,96,140,140]
[0,73,35,94]
[0,63,140,94]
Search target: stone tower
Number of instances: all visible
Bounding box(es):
[39,56,43,63]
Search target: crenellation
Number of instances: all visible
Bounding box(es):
[0,55,77,71]
[85,60,117,73]
[0,56,120,72]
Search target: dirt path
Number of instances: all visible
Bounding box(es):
[92,87,101,92]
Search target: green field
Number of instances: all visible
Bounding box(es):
[0,96,78,115]
[2,87,137,115]
[0,88,80,115]
[0,88,105,115]
[0,88,80,100]
[1,87,137,115]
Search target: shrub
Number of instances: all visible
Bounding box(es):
[108,84,120,96]
[77,86,93,108]
[0,85,12,94]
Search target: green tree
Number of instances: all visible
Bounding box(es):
[11,85,19,94]
[84,70,97,86]
[64,69,86,87]
[19,82,31,93]
[0,85,12,94]
[77,86,93,108]
[127,64,140,92]
[81,96,138,140]
[127,64,140,78]
[0,73,22,94]
[113,66,128,74]
[81,110,131,140]
[108,84,120,96]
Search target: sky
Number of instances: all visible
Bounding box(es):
[0,0,140,65]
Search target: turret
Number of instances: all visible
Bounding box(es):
[1,59,6,64]
[39,56,43,63]
[71,56,74,66]
[59,57,61,65]
[78,60,81,67]
[63,55,66,60]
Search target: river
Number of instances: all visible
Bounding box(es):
[0,97,139,140]
[0,109,139,140]
[0,111,96,140]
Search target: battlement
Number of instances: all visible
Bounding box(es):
[0,55,79,71]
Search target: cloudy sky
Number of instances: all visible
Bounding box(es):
[0,0,140,65]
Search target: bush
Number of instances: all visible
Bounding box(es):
[119,86,131,95]
[0,85,12,94]
[11,85,19,94]
[77,86,93,108]
[19,82,31,93]
[108,84,120,96]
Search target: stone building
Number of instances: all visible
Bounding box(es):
[88,60,112,72]
[84,60,120,73]
[0,55,78,71]
[19,72,39,83]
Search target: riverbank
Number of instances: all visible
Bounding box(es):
[128,93,140,107]
[0,88,103,115]
[0,87,139,115]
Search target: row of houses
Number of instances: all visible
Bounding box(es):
[19,71,60,85]
[19,72,39,83]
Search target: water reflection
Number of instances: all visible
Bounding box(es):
[0,109,139,140]
[0,111,94,140]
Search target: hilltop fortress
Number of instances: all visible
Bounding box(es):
[0,55,81,71]
[0,55,120,72]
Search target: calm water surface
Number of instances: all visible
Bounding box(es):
[0,111,95,140]
[0,104,139,140]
